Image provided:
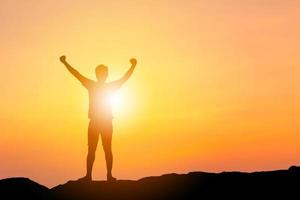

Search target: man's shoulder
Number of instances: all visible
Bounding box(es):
[83,79,96,89]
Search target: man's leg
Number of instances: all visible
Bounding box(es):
[86,119,100,180]
[100,120,115,181]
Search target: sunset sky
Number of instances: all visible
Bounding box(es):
[1,0,300,187]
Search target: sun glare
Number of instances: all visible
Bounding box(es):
[109,93,122,107]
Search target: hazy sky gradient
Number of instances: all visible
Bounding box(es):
[1,0,300,187]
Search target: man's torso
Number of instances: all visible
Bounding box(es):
[85,81,117,120]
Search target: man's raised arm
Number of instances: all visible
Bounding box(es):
[59,55,90,85]
[111,58,137,87]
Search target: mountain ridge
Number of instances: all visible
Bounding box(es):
[1,166,300,199]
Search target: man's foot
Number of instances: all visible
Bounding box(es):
[77,176,92,183]
[107,175,117,182]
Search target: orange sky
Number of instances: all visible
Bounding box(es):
[1,0,300,187]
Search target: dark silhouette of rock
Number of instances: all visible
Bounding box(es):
[1,166,300,199]
[0,177,49,200]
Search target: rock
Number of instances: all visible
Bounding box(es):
[1,166,300,200]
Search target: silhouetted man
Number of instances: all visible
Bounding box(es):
[60,55,137,181]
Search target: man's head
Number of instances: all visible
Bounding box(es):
[95,64,108,82]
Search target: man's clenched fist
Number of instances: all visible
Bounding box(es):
[130,58,137,66]
[60,55,66,63]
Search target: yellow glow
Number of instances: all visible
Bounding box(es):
[1,0,300,188]
[109,93,122,107]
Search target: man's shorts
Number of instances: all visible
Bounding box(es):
[88,118,113,150]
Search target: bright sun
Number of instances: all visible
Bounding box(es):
[109,93,122,107]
